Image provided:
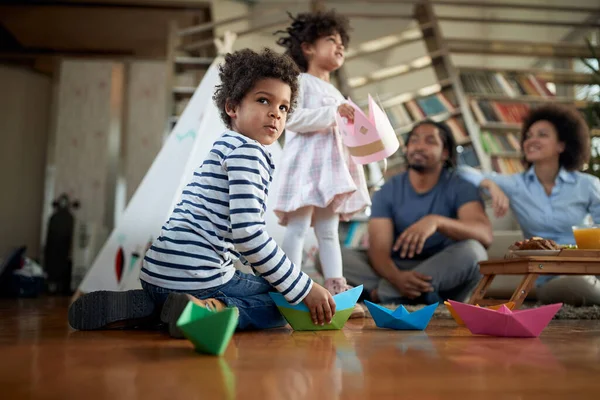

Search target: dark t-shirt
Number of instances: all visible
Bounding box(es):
[370,169,483,262]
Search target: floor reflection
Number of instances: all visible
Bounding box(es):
[396,331,438,357]
[444,337,564,371]
[228,329,364,400]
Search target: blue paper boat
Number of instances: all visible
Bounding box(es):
[365,301,438,330]
[269,285,363,331]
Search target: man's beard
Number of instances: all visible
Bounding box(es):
[406,152,429,173]
[407,163,427,173]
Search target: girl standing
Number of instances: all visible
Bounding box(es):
[274,10,371,317]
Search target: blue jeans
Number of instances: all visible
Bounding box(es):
[141,270,287,331]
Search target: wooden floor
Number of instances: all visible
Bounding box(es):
[2,298,600,400]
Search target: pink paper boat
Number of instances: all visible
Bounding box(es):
[447,300,562,338]
[335,95,400,165]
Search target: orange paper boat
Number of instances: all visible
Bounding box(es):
[444,301,515,326]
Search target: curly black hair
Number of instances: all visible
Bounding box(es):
[405,119,457,169]
[275,10,350,72]
[520,103,590,171]
[213,48,300,129]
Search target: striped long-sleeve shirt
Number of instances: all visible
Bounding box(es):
[140,130,313,305]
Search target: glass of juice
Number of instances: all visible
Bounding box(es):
[572,225,600,249]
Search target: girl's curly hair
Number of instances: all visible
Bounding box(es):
[275,10,350,72]
[520,103,590,171]
[213,48,300,129]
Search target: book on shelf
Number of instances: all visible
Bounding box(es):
[479,131,521,154]
[490,157,524,174]
[446,117,470,144]
[342,220,369,250]
[460,71,555,98]
[385,92,456,127]
[456,144,480,169]
[470,98,596,128]
[470,99,531,125]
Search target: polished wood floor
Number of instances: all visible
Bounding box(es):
[2,297,600,399]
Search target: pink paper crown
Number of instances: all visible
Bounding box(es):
[335,94,400,165]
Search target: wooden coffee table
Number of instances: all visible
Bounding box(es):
[469,249,600,308]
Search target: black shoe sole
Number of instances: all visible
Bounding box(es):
[68,290,156,330]
[160,293,193,339]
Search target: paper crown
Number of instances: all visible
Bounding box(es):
[365,301,438,331]
[268,285,363,331]
[335,95,400,165]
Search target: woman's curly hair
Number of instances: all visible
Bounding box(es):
[213,48,300,129]
[520,103,590,171]
[275,10,350,72]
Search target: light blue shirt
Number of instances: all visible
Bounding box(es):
[459,165,600,286]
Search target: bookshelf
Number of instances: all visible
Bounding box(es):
[458,67,598,174]
[412,2,489,172]
[341,1,598,250]
[411,1,600,175]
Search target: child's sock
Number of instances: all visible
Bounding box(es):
[324,277,365,319]
[324,277,349,296]
[160,293,226,339]
[68,290,157,330]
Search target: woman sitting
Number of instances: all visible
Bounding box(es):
[460,103,600,306]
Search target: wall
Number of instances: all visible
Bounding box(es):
[48,60,124,260]
[42,59,169,265]
[0,65,51,260]
[123,61,168,203]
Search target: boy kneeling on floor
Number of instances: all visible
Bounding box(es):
[69,48,339,337]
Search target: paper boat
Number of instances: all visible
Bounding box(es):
[364,301,438,330]
[447,300,562,338]
[444,301,516,326]
[268,285,363,331]
[176,301,239,355]
[336,95,400,165]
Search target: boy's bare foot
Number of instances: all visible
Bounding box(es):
[324,277,365,319]
[160,293,226,338]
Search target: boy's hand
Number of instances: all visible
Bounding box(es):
[338,104,355,123]
[303,283,336,325]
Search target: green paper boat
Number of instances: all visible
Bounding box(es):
[268,285,363,331]
[176,301,239,356]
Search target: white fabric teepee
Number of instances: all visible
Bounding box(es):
[78,41,319,293]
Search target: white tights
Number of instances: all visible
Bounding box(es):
[281,206,343,280]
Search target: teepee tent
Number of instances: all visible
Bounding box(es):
[77,47,318,294]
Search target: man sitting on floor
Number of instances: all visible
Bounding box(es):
[343,120,493,305]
